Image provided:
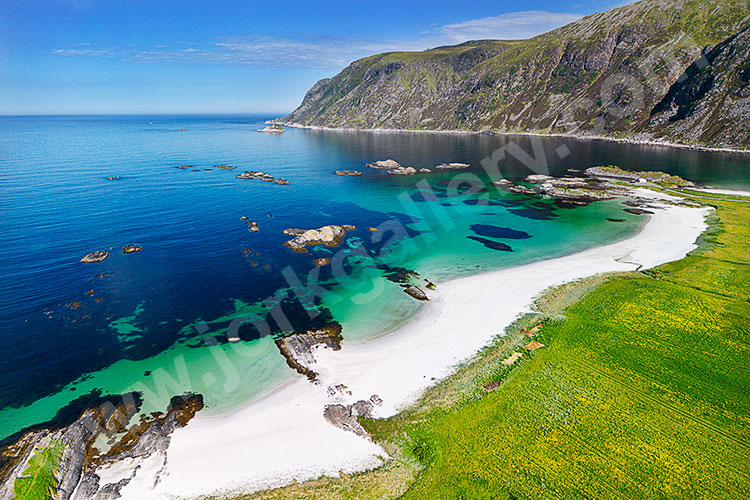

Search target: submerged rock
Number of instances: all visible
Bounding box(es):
[334,170,363,176]
[283,225,356,253]
[80,251,109,263]
[215,164,236,170]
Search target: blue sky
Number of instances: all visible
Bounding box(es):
[0,0,626,115]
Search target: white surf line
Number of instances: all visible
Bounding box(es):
[107,197,710,500]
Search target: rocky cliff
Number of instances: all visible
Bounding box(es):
[281,0,750,149]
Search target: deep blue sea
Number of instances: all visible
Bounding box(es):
[0,114,747,442]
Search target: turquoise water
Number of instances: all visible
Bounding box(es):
[0,115,747,442]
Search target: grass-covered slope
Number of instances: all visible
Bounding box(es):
[243,193,750,499]
[282,0,750,149]
[13,440,64,500]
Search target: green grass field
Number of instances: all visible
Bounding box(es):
[243,195,749,500]
[13,440,64,500]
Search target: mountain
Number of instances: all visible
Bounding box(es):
[280,0,750,149]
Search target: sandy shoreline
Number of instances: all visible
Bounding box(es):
[277,121,750,155]
[108,191,710,499]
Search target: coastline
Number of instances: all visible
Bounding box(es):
[276,121,750,156]
[102,190,711,499]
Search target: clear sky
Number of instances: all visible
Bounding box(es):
[0,0,626,115]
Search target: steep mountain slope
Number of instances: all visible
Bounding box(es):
[281,0,750,149]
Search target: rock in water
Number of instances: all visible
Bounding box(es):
[334,170,363,176]
[274,178,290,185]
[312,257,331,266]
[525,174,554,183]
[80,251,109,263]
[283,224,356,253]
[435,162,470,170]
[366,159,401,170]
[256,124,285,133]
[404,285,429,301]
[387,166,417,175]
[121,245,142,254]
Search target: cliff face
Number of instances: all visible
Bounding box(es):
[281,0,750,149]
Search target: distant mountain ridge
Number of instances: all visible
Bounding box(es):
[280,0,750,149]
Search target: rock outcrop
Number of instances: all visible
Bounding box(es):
[257,124,285,133]
[283,224,356,253]
[0,393,204,500]
[275,324,344,380]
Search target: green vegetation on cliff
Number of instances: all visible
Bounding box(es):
[242,193,750,499]
[13,440,64,500]
[283,0,750,149]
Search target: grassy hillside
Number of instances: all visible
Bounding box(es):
[242,192,750,499]
[282,0,750,149]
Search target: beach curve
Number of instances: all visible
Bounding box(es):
[108,193,711,499]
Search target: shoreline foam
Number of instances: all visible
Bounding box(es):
[112,192,710,499]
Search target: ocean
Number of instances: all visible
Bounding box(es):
[0,114,747,442]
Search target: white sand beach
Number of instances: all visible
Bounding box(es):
[108,194,710,499]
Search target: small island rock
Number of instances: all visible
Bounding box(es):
[81,251,109,263]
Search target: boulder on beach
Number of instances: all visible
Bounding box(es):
[283,224,356,253]
[404,285,429,301]
[275,323,343,380]
[81,251,109,263]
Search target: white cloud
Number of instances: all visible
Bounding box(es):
[438,11,582,42]
[52,10,583,69]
